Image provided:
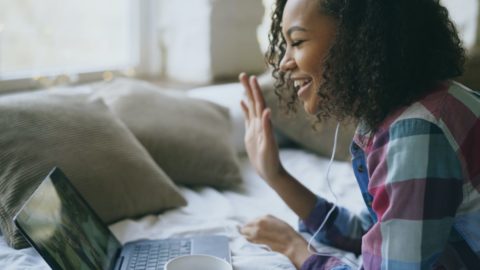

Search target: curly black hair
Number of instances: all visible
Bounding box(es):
[267,0,466,131]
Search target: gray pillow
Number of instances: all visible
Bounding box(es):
[0,91,186,249]
[257,74,356,161]
[92,79,242,188]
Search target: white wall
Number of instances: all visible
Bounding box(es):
[442,0,478,50]
[158,0,266,84]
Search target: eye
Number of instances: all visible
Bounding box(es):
[291,40,305,47]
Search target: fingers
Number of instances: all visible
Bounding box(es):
[239,217,262,239]
[239,215,276,239]
[239,72,265,117]
[262,108,274,140]
[241,103,272,135]
[239,73,255,119]
[239,215,291,252]
[239,223,268,244]
[239,223,254,236]
[250,75,266,116]
[240,100,250,123]
[239,72,252,100]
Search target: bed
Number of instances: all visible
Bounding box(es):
[0,78,364,270]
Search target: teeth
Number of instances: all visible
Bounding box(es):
[293,79,310,88]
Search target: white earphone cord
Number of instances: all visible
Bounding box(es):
[306,122,359,268]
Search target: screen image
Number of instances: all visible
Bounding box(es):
[15,169,121,270]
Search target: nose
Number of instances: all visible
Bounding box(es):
[279,49,296,72]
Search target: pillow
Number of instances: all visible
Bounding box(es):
[0,91,186,249]
[258,73,356,161]
[92,78,242,188]
[187,83,293,153]
[187,83,247,153]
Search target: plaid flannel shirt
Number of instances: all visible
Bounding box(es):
[300,81,480,270]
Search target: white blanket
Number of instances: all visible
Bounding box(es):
[0,149,364,269]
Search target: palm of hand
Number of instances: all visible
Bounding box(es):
[244,116,279,180]
[239,73,283,182]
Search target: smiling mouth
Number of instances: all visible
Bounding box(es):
[293,79,313,98]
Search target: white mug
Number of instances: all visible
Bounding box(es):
[164,254,233,270]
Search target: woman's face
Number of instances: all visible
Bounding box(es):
[279,0,337,115]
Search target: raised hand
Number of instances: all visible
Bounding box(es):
[239,73,286,184]
[239,72,318,224]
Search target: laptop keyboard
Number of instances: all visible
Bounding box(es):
[127,239,192,270]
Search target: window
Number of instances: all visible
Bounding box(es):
[257,0,275,54]
[0,0,158,91]
[0,0,133,77]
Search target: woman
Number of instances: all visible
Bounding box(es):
[238,0,480,269]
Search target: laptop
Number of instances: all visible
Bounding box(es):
[14,168,231,270]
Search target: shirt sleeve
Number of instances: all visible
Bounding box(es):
[301,254,352,270]
[299,197,373,255]
[360,119,463,268]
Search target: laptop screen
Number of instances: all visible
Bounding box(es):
[14,168,122,270]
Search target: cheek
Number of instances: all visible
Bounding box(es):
[298,52,325,80]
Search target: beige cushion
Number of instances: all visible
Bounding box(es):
[187,83,249,153]
[257,74,356,161]
[93,79,242,188]
[0,91,186,249]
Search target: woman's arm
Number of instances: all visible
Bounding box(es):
[239,73,317,219]
[238,73,366,269]
[267,169,319,220]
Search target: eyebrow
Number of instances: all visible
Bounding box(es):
[286,26,307,37]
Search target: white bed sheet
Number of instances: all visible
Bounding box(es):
[0,149,364,270]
